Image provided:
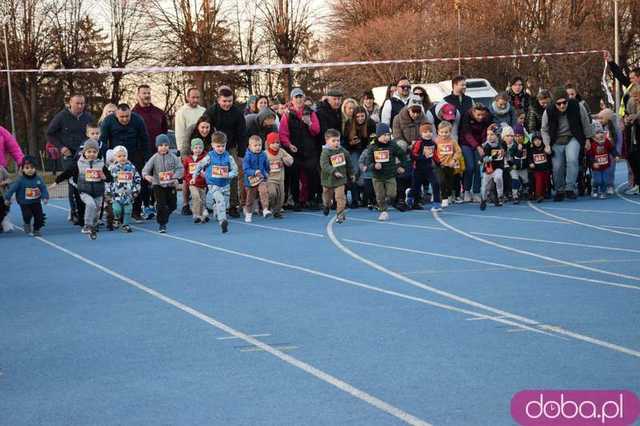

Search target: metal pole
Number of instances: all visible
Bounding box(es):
[614,0,620,112]
[2,18,16,136]
[456,2,462,75]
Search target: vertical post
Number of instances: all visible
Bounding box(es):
[2,18,16,136]
[613,0,620,112]
[455,0,462,75]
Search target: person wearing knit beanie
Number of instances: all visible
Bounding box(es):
[156,133,171,147]
[83,139,100,153]
[552,87,568,102]
[191,138,204,151]
[265,131,293,218]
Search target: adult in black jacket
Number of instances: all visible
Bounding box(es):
[245,108,278,148]
[444,75,474,116]
[316,88,343,140]
[204,86,247,216]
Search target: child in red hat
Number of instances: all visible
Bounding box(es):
[265,132,294,218]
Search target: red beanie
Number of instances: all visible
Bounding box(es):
[266,132,280,155]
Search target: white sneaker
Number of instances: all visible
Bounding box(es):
[262,209,272,218]
[81,225,91,234]
[623,185,639,195]
[1,216,12,232]
[472,194,482,203]
[454,196,464,204]
[430,203,442,212]
[442,198,449,208]
[591,190,598,198]
[606,186,615,195]
[378,211,389,221]
[463,191,472,202]
[244,212,253,223]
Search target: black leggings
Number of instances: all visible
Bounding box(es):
[153,185,177,225]
[628,150,640,184]
[20,203,45,230]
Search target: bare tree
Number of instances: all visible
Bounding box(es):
[233,0,264,95]
[256,0,313,99]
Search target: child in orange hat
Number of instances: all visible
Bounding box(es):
[265,132,294,218]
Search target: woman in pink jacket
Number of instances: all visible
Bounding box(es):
[0,125,24,168]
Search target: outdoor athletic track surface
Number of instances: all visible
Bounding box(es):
[2,164,639,426]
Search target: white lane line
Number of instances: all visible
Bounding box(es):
[299,212,444,231]
[130,225,553,336]
[600,225,640,231]
[541,207,640,216]
[506,329,531,333]
[231,220,325,238]
[471,232,640,255]
[240,345,299,353]
[343,238,640,291]
[528,202,640,239]
[29,233,431,426]
[616,182,640,206]
[441,211,569,224]
[466,316,507,321]
[217,334,272,340]
[327,218,640,358]
[434,211,640,284]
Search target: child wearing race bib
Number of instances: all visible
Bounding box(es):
[527,132,552,203]
[320,129,353,223]
[358,143,376,210]
[408,122,441,211]
[480,125,507,210]
[192,131,239,233]
[4,156,49,236]
[107,145,141,233]
[142,134,183,233]
[508,124,530,204]
[243,135,271,222]
[53,139,112,239]
[182,138,207,223]
[266,132,294,218]
[367,123,407,221]
[586,122,618,199]
[435,121,463,208]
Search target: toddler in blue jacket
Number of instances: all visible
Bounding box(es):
[243,135,271,222]
[3,156,49,236]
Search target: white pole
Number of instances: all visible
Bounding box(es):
[614,0,620,112]
[2,18,16,136]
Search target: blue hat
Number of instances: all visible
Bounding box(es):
[376,123,391,137]
[156,133,170,147]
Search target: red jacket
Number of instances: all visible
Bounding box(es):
[587,139,615,171]
[182,153,207,188]
[132,104,168,153]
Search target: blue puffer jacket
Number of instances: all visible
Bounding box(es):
[243,150,270,187]
[108,161,141,204]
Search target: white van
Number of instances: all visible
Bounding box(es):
[372,78,497,109]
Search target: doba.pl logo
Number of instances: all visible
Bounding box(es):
[511,390,640,425]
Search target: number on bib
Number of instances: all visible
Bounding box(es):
[270,160,282,172]
[211,165,229,178]
[374,150,390,163]
[423,146,435,158]
[188,162,197,174]
[159,171,173,182]
[439,143,453,155]
[595,154,608,166]
[85,169,102,182]
[330,153,346,167]
[117,171,133,183]
[533,153,547,164]
[248,175,262,187]
[25,187,41,200]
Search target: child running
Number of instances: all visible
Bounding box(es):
[142,134,183,233]
[368,123,406,221]
[243,135,271,222]
[192,131,239,233]
[3,156,49,236]
[408,122,441,211]
[53,140,112,239]
[527,132,552,203]
[107,145,141,233]
[509,124,530,203]
[182,138,208,223]
[585,122,618,199]
[320,128,353,223]
[480,124,506,210]
[265,132,294,218]
[434,121,462,209]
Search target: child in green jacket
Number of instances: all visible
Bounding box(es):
[320,129,353,223]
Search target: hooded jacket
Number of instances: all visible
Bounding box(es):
[245,108,278,147]
[182,152,207,188]
[392,106,429,144]
[107,161,141,204]
[320,145,353,188]
[316,100,342,140]
[243,150,270,187]
[489,101,517,129]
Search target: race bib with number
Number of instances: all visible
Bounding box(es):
[248,175,263,187]
[491,148,504,160]
[25,187,41,200]
[595,153,608,166]
[330,153,346,167]
[270,160,282,172]
[439,143,453,155]
[117,171,134,184]
[85,168,102,182]
[533,153,547,164]
[188,162,197,175]
[374,150,390,163]
[211,165,229,178]
[159,171,173,182]
[423,146,435,158]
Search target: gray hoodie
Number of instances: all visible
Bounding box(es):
[142,152,183,186]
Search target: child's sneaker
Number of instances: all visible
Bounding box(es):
[244,212,253,223]
[513,193,520,204]
[472,193,482,203]
[322,205,330,216]
[367,203,373,210]
[378,211,389,221]
[495,197,503,207]
[430,203,442,212]
[194,218,202,224]
[463,191,472,202]
[441,198,449,208]
[598,192,607,199]
[262,209,272,218]
[203,216,210,223]
[32,229,41,237]
[480,199,487,210]
[89,226,98,240]
[143,206,156,220]
[405,188,414,209]
[181,205,192,216]
[81,225,91,234]
[220,219,229,233]
[273,211,283,219]
[158,224,167,233]
[23,223,32,234]
[336,214,346,224]
[121,225,132,233]
[591,189,598,198]
[606,186,615,195]
[454,196,464,204]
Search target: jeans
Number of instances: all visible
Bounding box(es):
[551,138,581,192]
[592,169,609,193]
[461,145,481,194]
[112,201,133,226]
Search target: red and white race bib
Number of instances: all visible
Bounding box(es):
[270,160,282,172]
[117,171,133,183]
[188,162,197,174]
[85,168,102,182]
[248,175,263,187]
[330,153,346,167]
[439,143,453,155]
[423,146,435,158]
[159,171,173,182]
[374,150,390,163]
[25,187,41,200]
[533,153,547,164]
[211,165,229,178]
[491,148,504,160]
[595,153,609,166]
